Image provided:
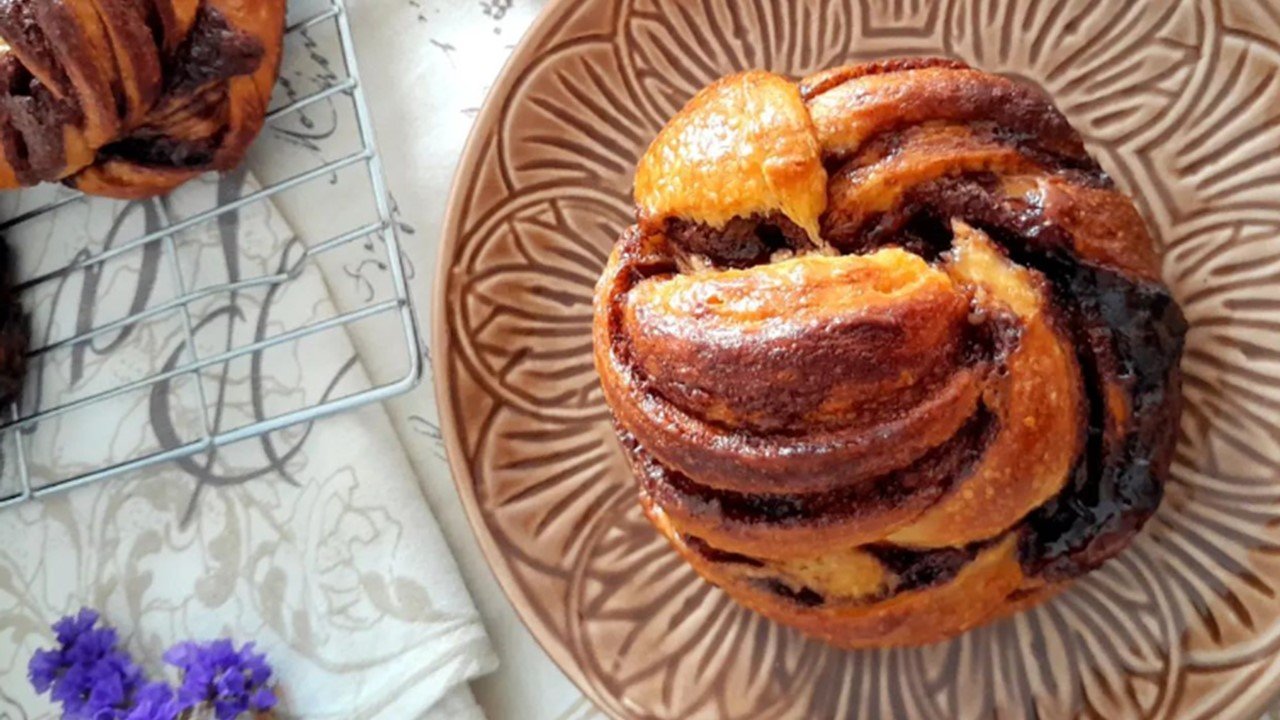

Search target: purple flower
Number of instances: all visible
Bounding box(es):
[124,682,182,720]
[26,609,144,720]
[165,639,277,720]
[30,609,279,720]
[28,648,61,693]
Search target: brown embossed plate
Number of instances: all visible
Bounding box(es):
[434,1,1280,717]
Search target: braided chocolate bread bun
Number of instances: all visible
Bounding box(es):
[593,59,1188,648]
[0,0,286,199]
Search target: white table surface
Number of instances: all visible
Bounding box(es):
[347,1,601,718]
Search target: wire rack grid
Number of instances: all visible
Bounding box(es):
[0,0,421,509]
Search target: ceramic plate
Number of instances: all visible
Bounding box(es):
[435,1,1280,717]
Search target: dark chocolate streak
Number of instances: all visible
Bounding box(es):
[0,4,266,180]
[809,62,1095,172]
[165,6,264,96]
[102,6,264,169]
[684,533,991,608]
[103,133,218,168]
[764,541,989,608]
[144,0,183,57]
[826,172,1105,256]
[863,542,985,591]
[827,173,1187,580]
[1019,258,1185,579]
[630,406,994,526]
[683,535,764,567]
[661,212,813,269]
[754,579,825,607]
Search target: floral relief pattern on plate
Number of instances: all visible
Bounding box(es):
[435,0,1280,717]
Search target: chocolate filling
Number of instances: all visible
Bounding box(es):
[683,535,765,567]
[165,5,264,96]
[762,541,989,608]
[754,579,825,607]
[0,3,266,181]
[660,212,814,269]
[686,532,993,608]
[863,540,991,591]
[809,68,1096,173]
[0,1,70,95]
[817,173,1187,580]
[102,133,218,168]
[631,405,996,526]
[140,0,182,58]
[1017,258,1184,579]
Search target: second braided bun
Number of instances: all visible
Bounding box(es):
[0,0,286,199]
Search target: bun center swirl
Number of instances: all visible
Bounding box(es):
[593,60,1187,647]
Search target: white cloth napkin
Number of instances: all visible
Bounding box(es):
[0,168,494,716]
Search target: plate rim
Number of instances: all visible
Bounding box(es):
[432,0,615,714]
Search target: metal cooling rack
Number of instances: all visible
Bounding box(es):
[0,0,421,509]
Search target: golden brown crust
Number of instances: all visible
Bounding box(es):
[611,247,985,494]
[803,65,1089,164]
[595,59,1187,647]
[0,0,286,199]
[634,71,827,243]
[822,124,1040,237]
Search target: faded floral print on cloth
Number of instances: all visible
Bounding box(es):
[0,171,492,718]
